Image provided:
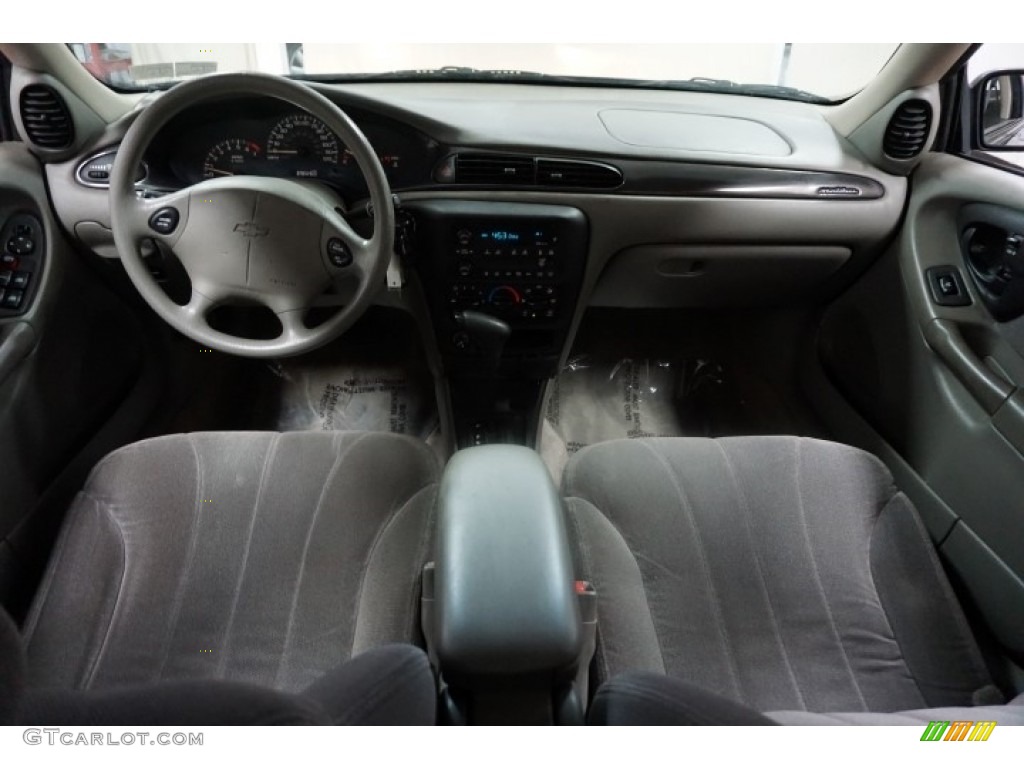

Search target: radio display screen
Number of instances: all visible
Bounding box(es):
[481,230,521,242]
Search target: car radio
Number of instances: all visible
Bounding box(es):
[448,223,566,322]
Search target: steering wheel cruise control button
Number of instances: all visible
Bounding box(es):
[148,207,180,235]
[326,237,353,268]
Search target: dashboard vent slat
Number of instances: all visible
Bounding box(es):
[442,153,625,188]
[19,85,74,149]
[454,154,535,184]
[536,158,623,189]
[882,99,932,160]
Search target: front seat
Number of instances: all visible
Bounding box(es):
[11,431,441,724]
[562,436,1024,725]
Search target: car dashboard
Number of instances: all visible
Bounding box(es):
[35,79,909,447]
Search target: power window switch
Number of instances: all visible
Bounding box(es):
[11,271,30,289]
[926,266,972,307]
[0,271,11,287]
[1,289,23,310]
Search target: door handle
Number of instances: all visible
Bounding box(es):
[924,318,1015,414]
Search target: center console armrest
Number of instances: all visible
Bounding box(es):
[430,445,583,721]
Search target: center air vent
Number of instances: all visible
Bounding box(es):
[19,85,75,149]
[882,99,932,160]
[537,158,623,189]
[454,154,535,185]
[437,153,625,189]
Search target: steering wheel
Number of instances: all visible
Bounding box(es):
[109,73,395,358]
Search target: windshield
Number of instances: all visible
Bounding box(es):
[67,43,900,102]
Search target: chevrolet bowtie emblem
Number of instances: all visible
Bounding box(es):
[233,221,269,238]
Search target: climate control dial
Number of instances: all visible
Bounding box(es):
[487,285,522,307]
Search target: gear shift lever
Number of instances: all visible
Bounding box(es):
[453,310,510,375]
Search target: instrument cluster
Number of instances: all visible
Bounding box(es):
[156,101,438,197]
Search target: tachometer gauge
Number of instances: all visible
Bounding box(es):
[202,139,261,179]
[266,114,340,178]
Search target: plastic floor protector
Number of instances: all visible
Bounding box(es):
[543,357,689,481]
[546,357,686,450]
[269,360,438,440]
[542,355,777,482]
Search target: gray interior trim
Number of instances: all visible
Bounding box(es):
[0,322,36,389]
[924,318,1014,414]
[942,520,1024,657]
[598,108,793,156]
[589,244,852,308]
[847,86,941,176]
[825,44,970,137]
[433,445,582,679]
[9,67,108,162]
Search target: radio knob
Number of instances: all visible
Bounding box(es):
[456,228,472,246]
[457,261,473,277]
[487,285,522,307]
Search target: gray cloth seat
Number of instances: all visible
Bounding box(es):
[21,431,440,703]
[563,436,1020,723]
[588,669,1024,726]
[2,604,437,725]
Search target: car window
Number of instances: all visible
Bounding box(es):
[66,43,900,103]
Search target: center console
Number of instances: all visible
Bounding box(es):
[405,200,588,447]
[423,445,595,724]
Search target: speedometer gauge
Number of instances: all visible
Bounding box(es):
[266,114,340,178]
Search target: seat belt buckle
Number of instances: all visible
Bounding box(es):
[573,580,598,706]
[575,580,597,622]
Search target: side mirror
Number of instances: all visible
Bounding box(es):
[976,70,1024,150]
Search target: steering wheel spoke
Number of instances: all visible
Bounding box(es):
[321,213,375,281]
[120,188,191,247]
[181,286,220,323]
[276,308,316,345]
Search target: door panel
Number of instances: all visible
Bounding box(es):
[0,142,149,617]
[816,152,1024,657]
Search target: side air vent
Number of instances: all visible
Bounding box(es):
[882,99,932,160]
[19,85,75,149]
[536,158,623,189]
[454,154,535,184]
